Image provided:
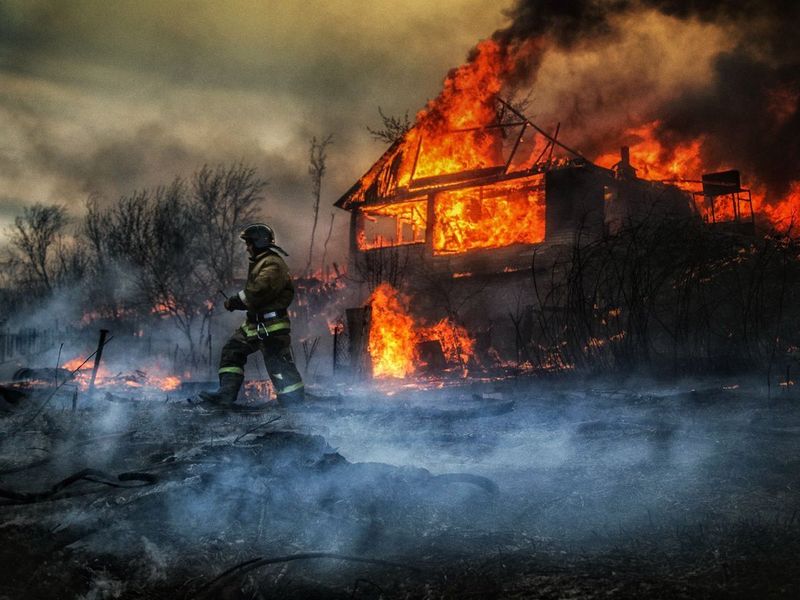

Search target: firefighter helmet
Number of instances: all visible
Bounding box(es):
[239,223,275,250]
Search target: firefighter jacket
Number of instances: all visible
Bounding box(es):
[236,250,294,318]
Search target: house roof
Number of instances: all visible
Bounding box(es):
[336,99,587,211]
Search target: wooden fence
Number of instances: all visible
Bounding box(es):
[0,328,62,365]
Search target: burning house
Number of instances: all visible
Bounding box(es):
[337,101,710,273]
[334,94,757,377]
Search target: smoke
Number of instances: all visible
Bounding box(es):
[2,309,794,596]
[0,0,511,270]
[486,0,800,200]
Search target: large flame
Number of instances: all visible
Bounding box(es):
[433,176,545,254]
[760,182,800,228]
[350,32,800,261]
[366,283,477,379]
[349,38,553,255]
[400,39,532,184]
[595,121,800,228]
[595,122,706,182]
[367,283,418,378]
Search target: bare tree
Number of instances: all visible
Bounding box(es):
[320,212,336,276]
[498,91,533,124]
[53,236,89,286]
[7,203,69,292]
[526,214,800,376]
[193,163,265,289]
[142,181,203,353]
[76,162,269,364]
[306,134,333,275]
[367,107,411,145]
[88,179,209,362]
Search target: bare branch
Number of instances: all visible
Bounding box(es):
[306,134,334,276]
[7,203,69,292]
[367,107,411,145]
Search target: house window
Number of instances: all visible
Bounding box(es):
[432,175,545,255]
[357,199,427,250]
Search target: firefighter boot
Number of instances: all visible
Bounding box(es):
[198,372,244,406]
[277,386,305,408]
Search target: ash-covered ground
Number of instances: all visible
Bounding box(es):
[1,376,799,599]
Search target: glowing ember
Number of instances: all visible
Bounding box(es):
[61,356,182,392]
[156,375,181,391]
[243,380,276,401]
[327,318,345,335]
[62,357,88,372]
[151,297,176,315]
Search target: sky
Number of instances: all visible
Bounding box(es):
[2,1,796,270]
[0,0,511,266]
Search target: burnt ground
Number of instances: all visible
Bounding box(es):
[1,377,799,599]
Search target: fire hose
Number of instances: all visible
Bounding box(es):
[196,552,420,597]
[0,468,157,504]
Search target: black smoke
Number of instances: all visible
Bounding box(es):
[492,0,800,200]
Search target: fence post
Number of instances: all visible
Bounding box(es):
[332,325,339,374]
[88,329,110,397]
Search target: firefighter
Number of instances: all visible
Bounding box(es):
[199,223,304,407]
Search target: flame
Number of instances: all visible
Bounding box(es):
[61,355,182,392]
[357,176,546,255]
[346,38,542,206]
[358,199,427,250]
[366,283,477,379]
[422,318,475,367]
[63,357,88,372]
[762,182,800,228]
[155,375,181,391]
[349,38,554,255]
[432,176,545,254]
[595,122,706,182]
[400,39,529,183]
[348,35,799,239]
[367,283,418,378]
[595,120,800,229]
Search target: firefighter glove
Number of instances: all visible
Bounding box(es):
[224,293,247,312]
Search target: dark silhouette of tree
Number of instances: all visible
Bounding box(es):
[367,107,411,145]
[85,179,208,361]
[7,203,68,292]
[305,134,333,275]
[193,163,265,289]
